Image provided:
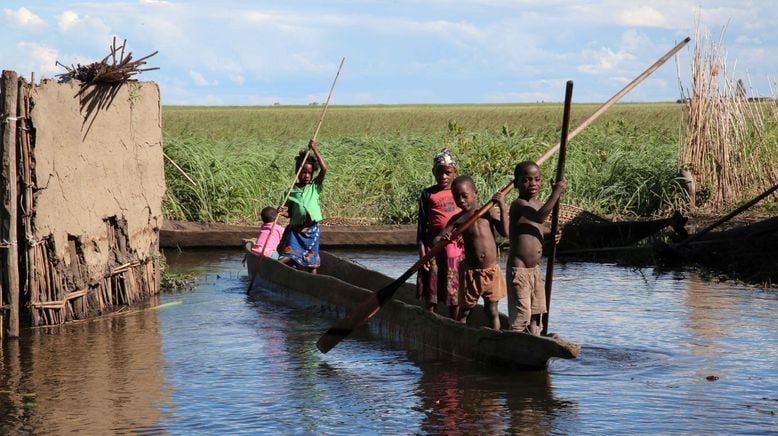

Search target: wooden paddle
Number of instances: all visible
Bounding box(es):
[316,37,690,353]
[246,57,345,293]
[541,80,573,336]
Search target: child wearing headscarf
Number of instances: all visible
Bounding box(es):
[416,147,465,318]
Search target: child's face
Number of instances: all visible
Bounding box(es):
[433,165,457,188]
[298,163,315,184]
[517,165,541,198]
[452,181,477,212]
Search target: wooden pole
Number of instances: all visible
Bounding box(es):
[535,37,691,165]
[18,79,36,327]
[1,70,20,338]
[541,80,573,336]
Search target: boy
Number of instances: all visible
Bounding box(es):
[437,176,508,330]
[507,160,566,335]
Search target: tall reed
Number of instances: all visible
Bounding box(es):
[162,103,692,224]
[678,24,778,209]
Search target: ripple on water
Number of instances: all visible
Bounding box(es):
[549,345,673,379]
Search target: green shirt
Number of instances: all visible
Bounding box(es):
[286,182,323,225]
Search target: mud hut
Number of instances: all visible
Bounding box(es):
[1,70,164,338]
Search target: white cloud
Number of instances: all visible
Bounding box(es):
[608,76,631,84]
[189,70,218,86]
[17,42,59,74]
[58,11,79,31]
[56,10,112,44]
[619,5,669,27]
[578,47,635,74]
[140,0,170,4]
[3,7,46,29]
[735,35,762,45]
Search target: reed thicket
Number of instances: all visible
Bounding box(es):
[162,102,769,224]
[679,26,778,209]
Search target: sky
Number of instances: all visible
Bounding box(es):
[1,1,775,105]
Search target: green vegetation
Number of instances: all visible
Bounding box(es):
[161,103,696,224]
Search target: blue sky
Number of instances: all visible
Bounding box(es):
[1,1,775,105]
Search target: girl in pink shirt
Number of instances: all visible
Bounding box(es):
[251,207,285,259]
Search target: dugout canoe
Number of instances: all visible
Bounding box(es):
[161,220,416,248]
[245,243,581,369]
[660,216,778,284]
[554,206,689,252]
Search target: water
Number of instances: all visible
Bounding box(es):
[1,248,776,434]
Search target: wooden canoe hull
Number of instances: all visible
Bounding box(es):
[246,245,580,369]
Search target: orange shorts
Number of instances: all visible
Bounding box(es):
[458,263,507,309]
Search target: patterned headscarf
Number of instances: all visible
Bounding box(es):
[433,147,457,170]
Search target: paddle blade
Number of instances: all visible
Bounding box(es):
[316,275,407,353]
[316,293,381,353]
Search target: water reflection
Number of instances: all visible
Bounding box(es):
[0,248,774,433]
[0,300,169,434]
[413,362,577,434]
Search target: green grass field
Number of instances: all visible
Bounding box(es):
[161,102,694,224]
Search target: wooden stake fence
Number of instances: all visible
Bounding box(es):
[2,71,163,335]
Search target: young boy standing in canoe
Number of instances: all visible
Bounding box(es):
[250,206,285,259]
[437,176,508,330]
[277,140,328,273]
[507,160,566,335]
[416,148,464,318]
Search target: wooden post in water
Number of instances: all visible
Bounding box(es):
[1,70,20,338]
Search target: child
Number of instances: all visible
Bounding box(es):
[250,206,285,259]
[277,139,328,273]
[416,148,464,318]
[506,160,566,335]
[437,176,508,330]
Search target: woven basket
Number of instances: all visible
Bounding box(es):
[547,203,607,226]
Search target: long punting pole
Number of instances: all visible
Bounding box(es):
[1,70,20,338]
[247,57,345,293]
[541,80,573,336]
[316,37,691,353]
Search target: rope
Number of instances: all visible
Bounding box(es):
[0,239,17,249]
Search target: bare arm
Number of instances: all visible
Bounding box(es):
[309,139,328,184]
[417,190,429,259]
[515,178,567,224]
[433,217,458,247]
[491,191,509,237]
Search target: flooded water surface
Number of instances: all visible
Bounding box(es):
[1,248,776,434]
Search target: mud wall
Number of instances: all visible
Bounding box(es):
[1,73,164,331]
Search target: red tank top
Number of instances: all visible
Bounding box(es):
[423,187,459,245]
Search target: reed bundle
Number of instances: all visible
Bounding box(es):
[56,37,158,85]
[678,24,778,209]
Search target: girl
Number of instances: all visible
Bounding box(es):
[277,139,328,273]
[416,147,464,318]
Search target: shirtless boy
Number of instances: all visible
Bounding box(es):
[507,160,566,335]
[437,176,508,330]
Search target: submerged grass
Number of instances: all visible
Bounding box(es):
[162,103,701,224]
